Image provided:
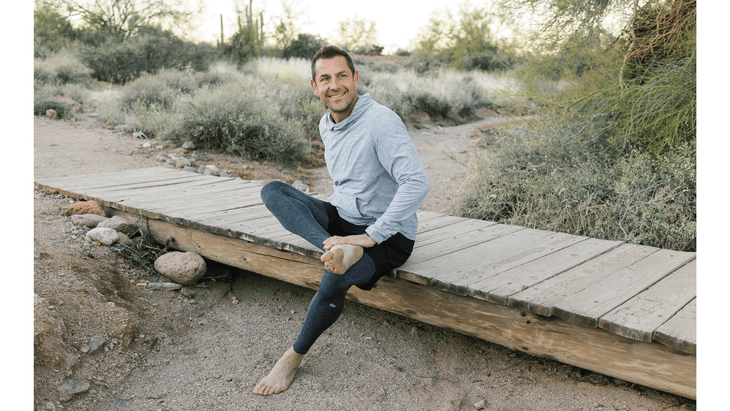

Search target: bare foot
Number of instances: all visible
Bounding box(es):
[253,347,304,395]
[320,244,363,274]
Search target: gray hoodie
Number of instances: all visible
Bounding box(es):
[320,93,431,244]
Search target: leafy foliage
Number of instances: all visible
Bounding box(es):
[282,33,328,60]
[457,120,696,251]
[336,17,378,50]
[415,3,512,71]
[164,85,308,164]
[53,0,199,41]
[79,27,216,83]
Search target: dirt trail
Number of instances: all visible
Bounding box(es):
[32,114,695,410]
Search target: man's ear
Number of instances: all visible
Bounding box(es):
[353,70,359,88]
[310,78,318,95]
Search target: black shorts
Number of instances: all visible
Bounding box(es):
[324,203,414,290]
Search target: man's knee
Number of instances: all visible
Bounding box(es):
[261,181,288,206]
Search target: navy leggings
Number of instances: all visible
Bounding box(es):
[260,181,383,355]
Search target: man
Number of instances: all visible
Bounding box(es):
[253,45,430,395]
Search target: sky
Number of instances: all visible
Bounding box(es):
[196,0,464,52]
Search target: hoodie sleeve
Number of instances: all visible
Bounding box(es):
[364,109,431,243]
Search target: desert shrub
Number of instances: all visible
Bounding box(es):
[118,69,200,109]
[360,68,496,123]
[456,120,696,251]
[34,52,93,85]
[162,85,308,164]
[79,28,216,83]
[34,81,82,119]
[370,60,400,73]
[282,33,328,60]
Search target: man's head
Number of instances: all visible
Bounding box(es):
[310,45,360,123]
[311,45,355,82]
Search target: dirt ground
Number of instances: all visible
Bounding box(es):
[32,112,697,410]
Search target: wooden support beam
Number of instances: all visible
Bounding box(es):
[107,208,696,400]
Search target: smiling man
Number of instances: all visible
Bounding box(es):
[253,45,431,395]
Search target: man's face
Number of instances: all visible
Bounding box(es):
[310,56,359,122]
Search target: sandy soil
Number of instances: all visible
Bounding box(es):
[32,113,696,410]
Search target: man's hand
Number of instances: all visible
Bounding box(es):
[323,234,376,250]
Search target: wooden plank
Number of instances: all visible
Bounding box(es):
[507,244,660,317]
[35,167,182,189]
[425,230,585,296]
[413,218,497,248]
[100,177,251,202]
[598,260,696,344]
[552,249,696,328]
[127,185,263,213]
[654,298,696,355]
[192,204,274,226]
[161,194,264,218]
[108,207,695,400]
[470,238,624,306]
[397,223,525,284]
[414,214,467,234]
[60,173,206,195]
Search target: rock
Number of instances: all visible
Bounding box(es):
[474,399,487,410]
[183,166,196,173]
[68,200,106,217]
[182,141,196,150]
[154,251,207,286]
[147,282,183,292]
[180,288,195,299]
[201,164,220,176]
[292,180,309,192]
[219,171,230,178]
[34,294,68,367]
[142,142,152,148]
[115,231,132,245]
[46,109,58,118]
[57,380,90,395]
[71,213,109,228]
[87,335,106,353]
[98,215,139,235]
[86,227,119,246]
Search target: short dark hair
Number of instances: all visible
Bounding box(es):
[311,45,356,82]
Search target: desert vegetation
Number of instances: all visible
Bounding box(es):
[34,0,695,252]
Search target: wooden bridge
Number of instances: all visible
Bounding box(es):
[34,167,696,399]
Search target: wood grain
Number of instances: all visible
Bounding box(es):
[552,249,696,328]
[654,298,696,354]
[597,260,696,343]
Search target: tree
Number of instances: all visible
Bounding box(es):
[272,0,308,50]
[52,0,201,41]
[494,0,696,154]
[34,0,77,56]
[415,2,509,70]
[336,17,378,50]
[282,33,327,59]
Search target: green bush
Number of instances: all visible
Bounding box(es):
[118,69,200,109]
[34,81,82,119]
[282,33,327,60]
[162,85,309,164]
[79,28,216,84]
[34,52,93,85]
[456,119,696,251]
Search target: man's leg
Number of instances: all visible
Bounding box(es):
[253,251,377,395]
[260,181,331,250]
[254,181,375,395]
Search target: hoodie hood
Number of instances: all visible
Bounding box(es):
[323,93,376,132]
